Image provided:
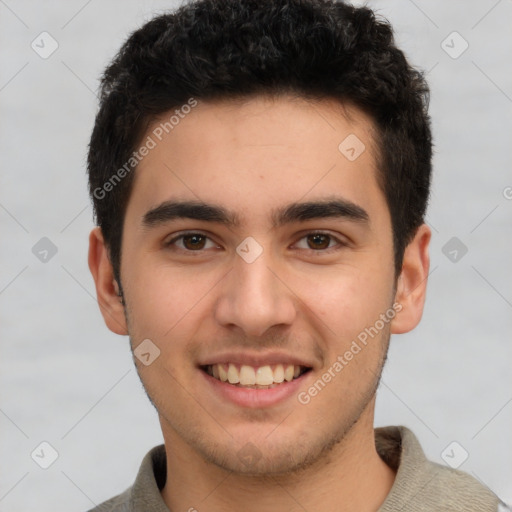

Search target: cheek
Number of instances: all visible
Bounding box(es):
[297,265,392,337]
[122,265,170,334]
[124,257,223,345]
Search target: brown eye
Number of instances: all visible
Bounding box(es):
[294,232,345,253]
[165,232,218,252]
[182,234,207,250]
[306,233,331,250]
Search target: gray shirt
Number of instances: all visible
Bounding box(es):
[88,425,507,511]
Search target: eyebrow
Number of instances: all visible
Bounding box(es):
[142,197,369,230]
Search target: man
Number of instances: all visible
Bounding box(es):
[86,0,507,510]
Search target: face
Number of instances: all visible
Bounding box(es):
[90,94,429,476]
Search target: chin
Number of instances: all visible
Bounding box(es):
[194,426,339,477]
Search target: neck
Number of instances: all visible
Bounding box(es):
[161,398,396,512]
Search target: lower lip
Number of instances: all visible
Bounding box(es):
[200,369,311,408]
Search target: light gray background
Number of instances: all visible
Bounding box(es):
[1,1,511,510]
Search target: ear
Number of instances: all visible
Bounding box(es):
[88,227,128,335]
[391,223,431,334]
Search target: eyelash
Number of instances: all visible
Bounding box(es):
[164,231,347,254]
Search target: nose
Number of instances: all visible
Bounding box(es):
[214,247,297,337]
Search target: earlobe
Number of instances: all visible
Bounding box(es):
[88,227,128,335]
[391,224,431,335]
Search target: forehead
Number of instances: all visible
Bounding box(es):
[127,94,387,229]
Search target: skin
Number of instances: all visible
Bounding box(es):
[89,94,430,512]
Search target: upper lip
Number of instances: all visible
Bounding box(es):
[198,351,314,369]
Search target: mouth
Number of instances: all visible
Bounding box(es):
[200,363,312,389]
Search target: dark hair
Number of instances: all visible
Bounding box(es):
[88,0,432,284]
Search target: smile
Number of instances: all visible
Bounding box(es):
[201,363,311,389]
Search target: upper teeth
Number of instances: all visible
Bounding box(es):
[208,363,303,386]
